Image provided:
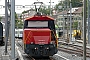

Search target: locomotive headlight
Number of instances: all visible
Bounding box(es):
[35,47,38,50]
[46,47,49,50]
[31,42,34,44]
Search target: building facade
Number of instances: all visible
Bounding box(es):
[56,7,83,30]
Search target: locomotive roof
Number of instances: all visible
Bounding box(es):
[25,15,54,21]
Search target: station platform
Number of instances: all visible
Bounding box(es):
[0,46,19,60]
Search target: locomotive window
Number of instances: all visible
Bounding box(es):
[28,21,48,27]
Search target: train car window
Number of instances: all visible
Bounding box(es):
[15,31,18,34]
[20,31,23,34]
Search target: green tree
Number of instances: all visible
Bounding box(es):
[0,16,2,22]
[22,10,28,14]
[73,21,78,29]
[39,6,51,15]
[15,12,23,29]
[55,2,63,12]
[71,0,83,8]
[54,0,83,12]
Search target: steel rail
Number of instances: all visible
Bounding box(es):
[58,41,90,57]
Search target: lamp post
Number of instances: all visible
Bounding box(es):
[66,0,69,43]
[88,0,90,44]
[61,0,65,40]
[69,0,72,42]
[50,0,51,15]
[49,0,54,16]
[83,0,86,60]
[11,0,15,59]
[5,0,8,55]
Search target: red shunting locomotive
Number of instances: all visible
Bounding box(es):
[23,13,58,57]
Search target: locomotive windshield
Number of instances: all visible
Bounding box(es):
[28,21,48,27]
[24,20,55,31]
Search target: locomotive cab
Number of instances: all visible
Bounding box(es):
[23,15,58,57]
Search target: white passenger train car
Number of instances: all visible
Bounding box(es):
[15,29,23,39]
[3,29,23,39]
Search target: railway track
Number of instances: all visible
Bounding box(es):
[58,41,90,57]
[22,53,55,60]
[33,56,55,60]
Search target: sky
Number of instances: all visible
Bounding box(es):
[0,0,60,15]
